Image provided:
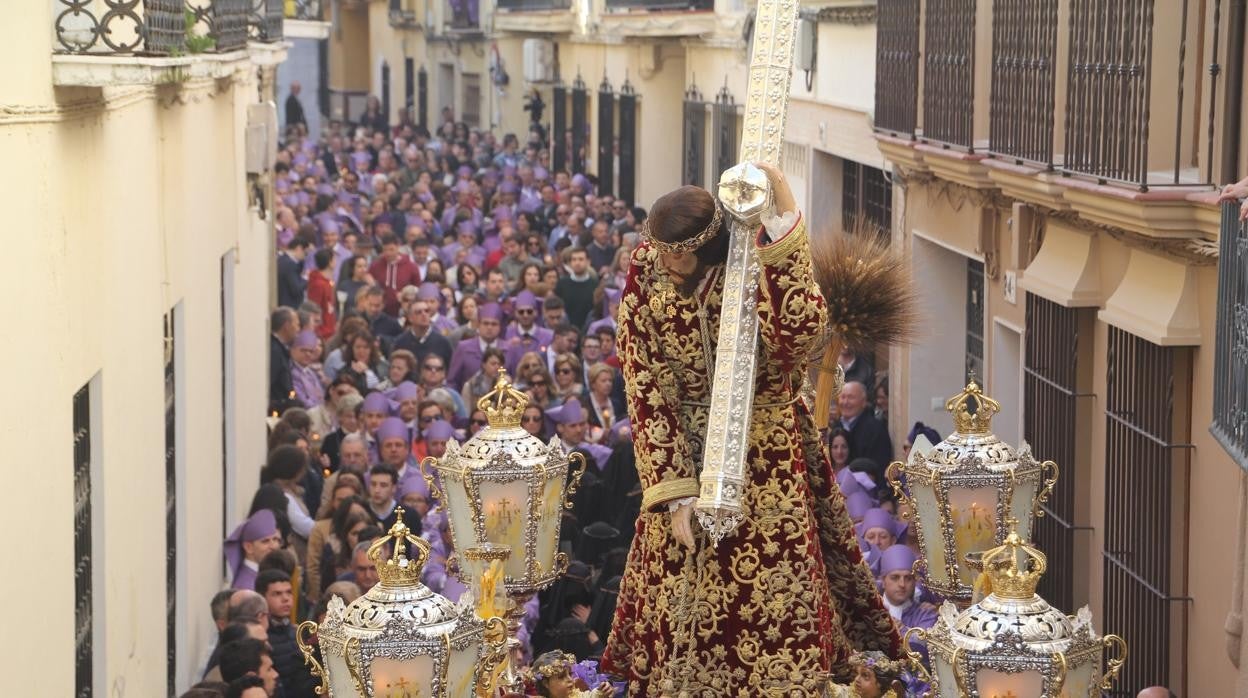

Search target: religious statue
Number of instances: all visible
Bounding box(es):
[824,651,909,698]
[525,651,614,697]
[598,163,904,695]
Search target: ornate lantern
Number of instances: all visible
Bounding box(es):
[423,370,586,689]
[908,526,1128,697]
[886,381,1058,605]
[295,512,506,696]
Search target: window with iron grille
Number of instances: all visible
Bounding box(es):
[165,312,177,696]
[1103,326,1191,696]
[1213,202,1248,470]
[965,259,985,383]
[1024,295,1088,612]
[841,159,893,236]
[74,382,93,698]
[462,73,481,128]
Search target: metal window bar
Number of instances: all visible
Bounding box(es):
[1024,295,1084,612]
[989,0,1058,166]
[418,66,429,129]
[404,58,415,115]
[463,73,482,128]
[1103,326,1191,696]
[553,82,567,174]
[74,383,92,698]
[682,83,706,187]
[382,62,392,126]
[164,312,177,698]
[1213,201,1248,470]
[965,258,985,383]
[841,158,861,231]
[863,164,892,235]
[874,0,920,136]
[54,0,185,55]
[618,79,637,207]
[922,0,977,149]
[711,84,737,181]
[598,76,616,197]
[497,0,572,9]
[571,74,588,176]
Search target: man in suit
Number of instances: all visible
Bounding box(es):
[285,81,306,130]
[277,234,311,309]
[838,380,893,481]
[392,299,453,368]
[447,302,504,390]
[503,290,554,372]
[269,307,301,414]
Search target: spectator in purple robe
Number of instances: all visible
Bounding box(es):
[290,330,325,409]
[224,510,281,591]
[877,545,938,660]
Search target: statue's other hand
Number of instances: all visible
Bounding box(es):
[672,501,696,549]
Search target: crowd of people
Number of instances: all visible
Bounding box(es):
[184,95,938,698]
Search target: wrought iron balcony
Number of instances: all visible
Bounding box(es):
[446,0,479,29]
[1213,201,1248,473]
[53,0,266,55]
[604,0,714,11]
[497,0,570,10]
[249,0,284,41]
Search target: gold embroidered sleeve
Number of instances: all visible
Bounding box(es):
[755,215,828,371]
[620,250,698,512]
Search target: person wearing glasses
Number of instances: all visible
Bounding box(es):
[416,356,467,419]
[552,353,584,404]
[503,290,554,369]
[467,408,490,438]
[393,298,453,370]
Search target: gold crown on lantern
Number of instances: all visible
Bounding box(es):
[477,370,531,428]
[945,380,1002,435]
[979,519,1047,600]
[368,508,431,587]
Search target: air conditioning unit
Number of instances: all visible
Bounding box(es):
[797,18,816,73]
[523,38,555,84]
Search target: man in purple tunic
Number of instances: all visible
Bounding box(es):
[290,330,325,409]
[224,510,282,591]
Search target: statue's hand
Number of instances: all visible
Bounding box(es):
[672,501,696,550]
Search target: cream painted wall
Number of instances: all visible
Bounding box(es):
[0,5,275,694]
[789,20,876,114]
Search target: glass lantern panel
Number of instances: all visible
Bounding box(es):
[478,479,530,579]
[911,484,949,587]
[444,474,479,554]
[535,469,566,575]
[372,655,434,697]
[975,668,1043,698]
[1060,658,1095,698]
[1009,477,1039,543]
[461,546,511,620]
[326,651,362,697]
[932,654,959,698]
[948,485,1000,587]
[448,639,484,697]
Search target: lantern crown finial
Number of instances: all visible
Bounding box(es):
[478,369,530,428]
[369,507,431,587]
[945,380,1001,434]
[979,520,1047,600]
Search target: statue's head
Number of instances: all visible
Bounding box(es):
[643,185,729,293]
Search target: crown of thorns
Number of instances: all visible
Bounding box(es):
[641,203,723,254]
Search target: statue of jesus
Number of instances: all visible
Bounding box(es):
[599,165,903,696]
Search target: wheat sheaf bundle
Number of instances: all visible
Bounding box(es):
[810,218,919,353]
[808,218,918,426]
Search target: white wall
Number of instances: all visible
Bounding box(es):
[907,233,974,437]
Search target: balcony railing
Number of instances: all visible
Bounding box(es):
[874,0,920,137]
[446,0,479,28]
[1213,201,1248,472]
[876,0,1220,190]
[922,0,976,149]
[497,0,570,9]
[250,0,284,41]
[989,0,1058,166]
[605,0,713,10]
[53,0,270,55]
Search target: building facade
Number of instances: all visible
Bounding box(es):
[862,1,1245,695]
[1,1,285,694]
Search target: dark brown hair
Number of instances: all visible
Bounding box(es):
[647,185,729,292]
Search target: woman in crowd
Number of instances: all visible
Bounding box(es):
[462,347,507,408]
[584,363,624,443]
[552,353,584,403]
[521,403,547,440]
[306,488,364,598]
[828,426,852,477]
[527,368,557,410]
[377,349,418,391]
[337,255,373,315]
[338,330,383,392]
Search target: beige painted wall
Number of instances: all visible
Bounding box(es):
[0,4,274,694]
[330,3,372,93]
